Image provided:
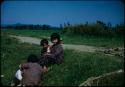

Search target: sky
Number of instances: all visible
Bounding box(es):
[1,1,124,27]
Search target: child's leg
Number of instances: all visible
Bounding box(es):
[11,69,22,86]
[39,56,49,67]
[11,77,20,86]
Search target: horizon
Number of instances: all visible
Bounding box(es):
[1,1,124,27]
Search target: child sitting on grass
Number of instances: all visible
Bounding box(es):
[40,38,51,56]
[39,38,51,71]
[11,54,46,86]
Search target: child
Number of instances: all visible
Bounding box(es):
[11,66,22,86]
[40,38,51,56]
[49,33,64,64]
[39,38,51,71]
[11,54,45,86]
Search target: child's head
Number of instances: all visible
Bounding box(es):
[27,54,39,63]
[40,39,48,47]
[50,33,60,44]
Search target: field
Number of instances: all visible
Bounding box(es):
[1,29,124,86]
[3,29,124,48]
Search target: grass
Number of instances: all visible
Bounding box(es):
[42,50,124,86]
[2,29,124,48]
[1,32,41,85]
[1,31,124,86]
[92,72,124,86]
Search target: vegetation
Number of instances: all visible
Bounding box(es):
[2,29,124,48]
[1,21,124,86]
[79,70,124,86]
[2,21,124,37]
[62,21,124,37]
[2,20,124,48]
[1,31,124,86]
[1,32,41,85]
[2,23,60,30]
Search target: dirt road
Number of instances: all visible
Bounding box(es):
[10,35,103,52]
[9,35,124,58]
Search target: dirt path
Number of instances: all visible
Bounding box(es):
[9,35,124,58]
[10,35,103,52]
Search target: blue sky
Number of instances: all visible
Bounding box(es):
[1,1,124,27]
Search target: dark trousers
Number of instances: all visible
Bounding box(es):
[11,77,20,86]
[39,55,56,67]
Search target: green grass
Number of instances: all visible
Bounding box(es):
[42,50,124,86]
[2,29,124,48]
[1,32,41,85]
[2,29,60,38]
[91,72,124,86]
[62,34,124,48]
[1,31,124,86]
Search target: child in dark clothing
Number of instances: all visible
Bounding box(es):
[48,33,64,64]
[39,39,51,71]
[40,38,51,56]
[11,54,45,86]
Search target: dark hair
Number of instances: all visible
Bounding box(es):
[27,54,38,63]
[40,38,48,46]
[50,33,60,43]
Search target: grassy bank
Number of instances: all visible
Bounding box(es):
[1,31,124,86]
[2,29,124,48]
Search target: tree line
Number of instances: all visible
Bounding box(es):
[61,20,124,37]
[1,21,124,37]
[1,24,60,30]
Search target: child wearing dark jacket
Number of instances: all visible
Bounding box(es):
[40,38,51,56]
[39,39,51,70]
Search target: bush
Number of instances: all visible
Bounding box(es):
[62,23,124,37]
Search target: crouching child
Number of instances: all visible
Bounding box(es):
[11,54,46,86]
